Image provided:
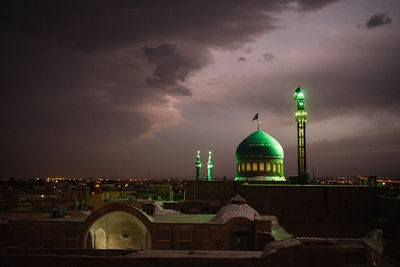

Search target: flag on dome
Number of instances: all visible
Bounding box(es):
[252,113,259,121]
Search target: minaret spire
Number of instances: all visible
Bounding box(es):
[195,150,201,181]
[207,151,213,181]
[294,87,307,178]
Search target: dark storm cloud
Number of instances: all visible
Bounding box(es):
[243,47,254,53]
[238,57,247,63]
[0,31,152,146]
[1,0,342,50]
[295,0,341,11]
[365,13,392,29]
[3,0,279,50]
[0,0,342,176]
[143,43,212,96]
[262,53,275,62]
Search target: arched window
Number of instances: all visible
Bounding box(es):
[246,163,251,171]
[259,163,265,171]
[273,163,277,172]
[241,163,245,172]
[238,164,240,172]
[266,163,271,171]
[279,163,283,173]
[95,228,106,249]
[252,163,257,171]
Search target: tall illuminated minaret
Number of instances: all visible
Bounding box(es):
[294,87,307,177]
[195,150,201,181]
[207,151,213,181]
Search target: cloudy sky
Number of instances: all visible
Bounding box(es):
[1,0,400,179]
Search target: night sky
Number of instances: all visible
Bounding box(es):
[1,0,400,179]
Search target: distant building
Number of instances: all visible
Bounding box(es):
[2,196,286,251]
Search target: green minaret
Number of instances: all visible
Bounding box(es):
[195,150,202,181]
[294,87,307,177]
[207,151,213,181]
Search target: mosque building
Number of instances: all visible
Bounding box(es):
[196,87,306,182]
[196,122,286,182]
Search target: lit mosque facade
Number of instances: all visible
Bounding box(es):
[195,124,286,182]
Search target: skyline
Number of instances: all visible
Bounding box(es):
[1,0,400,178]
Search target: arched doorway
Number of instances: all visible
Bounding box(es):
[86,230,94,249]
[229,224,253,251]
[86,211,151,250]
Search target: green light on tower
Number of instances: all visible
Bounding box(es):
[207,151,213,181]
[294,87,307,178]
[195,150,201,181]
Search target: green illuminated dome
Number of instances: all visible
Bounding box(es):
[236,130,284,158]
[235,130,285,182]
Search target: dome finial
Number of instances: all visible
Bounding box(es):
[252,113,260,131]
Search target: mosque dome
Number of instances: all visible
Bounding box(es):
[236,130,284,158]
[235,130,285,181]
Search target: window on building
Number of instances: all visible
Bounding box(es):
[252,163,257,171]
[279,163,283,173]
[246,163,251,171]
[238,164,240,172]
[241,163,245,172]
[259,163,264,171]
[273,163,277,172]
[266,163,271,171]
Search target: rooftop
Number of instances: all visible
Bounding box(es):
[151,214,215,224]
[243,183,370,188]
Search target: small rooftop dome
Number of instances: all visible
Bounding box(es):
[212,196,259,224]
